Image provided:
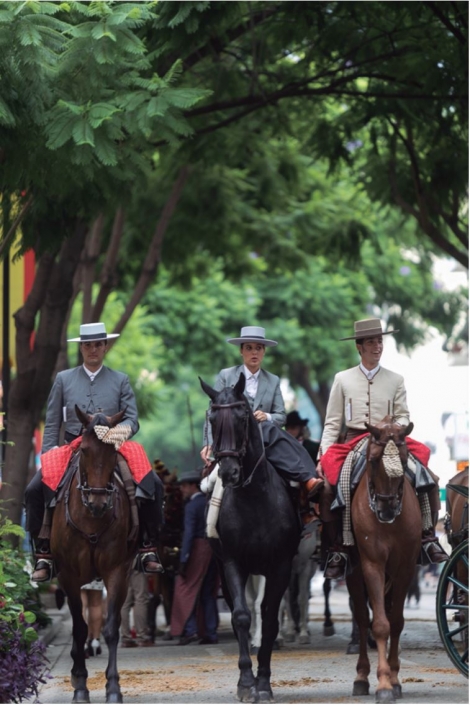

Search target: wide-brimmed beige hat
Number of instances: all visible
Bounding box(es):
[340,318,399,341]
[227,326,278,347]
[67,322,119,342]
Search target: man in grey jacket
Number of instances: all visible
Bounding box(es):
[200,326,323,496]
[25,322,163,581]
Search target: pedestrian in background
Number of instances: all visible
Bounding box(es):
[170,470,219,645]
[120,569,153,647]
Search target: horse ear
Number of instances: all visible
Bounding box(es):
[75,405,92,427]
[109,409,126,427]
[199,377,218,401]
[365,422,381,440]
[403,422,414,437]
[234,372,246,396]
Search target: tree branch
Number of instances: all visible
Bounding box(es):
[109,167,190,344]
[424,1,467,45]
[91,207,126,321]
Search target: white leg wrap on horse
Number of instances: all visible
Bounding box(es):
[206,473,224,539]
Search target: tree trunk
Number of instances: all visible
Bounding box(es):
[2,221,88,525]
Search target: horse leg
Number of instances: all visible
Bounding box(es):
[297,559,313,644]
[225,562,257,702]
[387,581,410,700]
[323,578,335,636]
[102,571,129,704]
[257,568,291,703]
[282,583,296,642]
[62,581,89,703]
[346,572,371,697]
[361,563,394,703]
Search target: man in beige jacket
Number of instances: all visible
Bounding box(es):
[318,318,448,580]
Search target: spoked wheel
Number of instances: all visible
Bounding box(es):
[436,539,469,678]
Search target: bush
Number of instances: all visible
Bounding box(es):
[0,510,50,702]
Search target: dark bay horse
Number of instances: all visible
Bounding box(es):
[51,407,137,703]
[200,373,301,703]
[346,416,421,704]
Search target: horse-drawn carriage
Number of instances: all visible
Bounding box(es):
[436,469,468,678]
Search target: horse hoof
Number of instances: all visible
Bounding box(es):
[352,681,369,696]
[106,694,123,704]
[392,684,402,699]
[298,634,310,645]
[237,685,257,703]
[258,689,275,703]
[346,642,360,655]
[323,625,335,637]
[284,632,295,643]
[72,690,90,704]
[376,688,396,704]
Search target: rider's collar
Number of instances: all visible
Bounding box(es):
[359,363,380,380]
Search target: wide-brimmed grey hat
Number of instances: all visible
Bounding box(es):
[67,322,120,343]
[340,318,399,341]
[177,470,202,485]
[227,326,278,347]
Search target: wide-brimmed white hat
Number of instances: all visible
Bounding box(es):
[67,322,120,343]
[340,318,399,341]
[226,326,278,347]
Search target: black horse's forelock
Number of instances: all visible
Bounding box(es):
[88,413,111,431]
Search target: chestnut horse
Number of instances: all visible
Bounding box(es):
[200,373,300,703]
[346,416,421,704]
[51,407,137,704]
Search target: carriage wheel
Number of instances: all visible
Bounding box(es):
[436,540,469,678]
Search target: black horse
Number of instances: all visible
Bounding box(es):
[200,373,301,703]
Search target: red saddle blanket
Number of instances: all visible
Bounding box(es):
[321,433,431,486]
[41,438,152,491]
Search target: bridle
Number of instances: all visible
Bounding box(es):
[64,440,118,545]
[367,432,406,523]
[211,400,250,461]
[77,448,117,514]
[210,399,265,488]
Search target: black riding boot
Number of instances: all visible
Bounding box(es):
[137,499,163,574]
[421,528,449,563]
[322,518,348,580]
[31,537,54,582]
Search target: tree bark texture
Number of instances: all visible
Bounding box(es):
[2,221,88,525]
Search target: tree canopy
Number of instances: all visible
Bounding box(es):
[0,0,467,523]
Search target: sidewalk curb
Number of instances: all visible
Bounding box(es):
[38,610,68,646]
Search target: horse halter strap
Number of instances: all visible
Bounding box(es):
[366,434,404,523]
[211,400,249,460]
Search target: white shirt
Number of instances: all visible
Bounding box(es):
[244,365,260,398]
[83,364,103,382]
[243,366,272,423]
[359,362,380,381]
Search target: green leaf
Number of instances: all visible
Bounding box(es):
[94,135,118,166]
[88,102,120,128]
[165,88,212,110]
[91,23,116,41]
[72,119,95,147]
[46,111,76,149]
[23,611,37,624]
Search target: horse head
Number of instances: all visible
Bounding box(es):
[75,405,125,518]
[200,374,252,488]
[365,415,413,524]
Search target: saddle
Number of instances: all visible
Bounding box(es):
[330,445,437,512]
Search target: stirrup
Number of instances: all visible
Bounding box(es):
[324,551,348,580]
[32,558,54,583]
[421,539,449,564]
[139,551,164,574]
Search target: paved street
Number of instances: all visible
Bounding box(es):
[37,574,468,705]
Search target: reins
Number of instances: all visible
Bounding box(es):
[64,449,118,545]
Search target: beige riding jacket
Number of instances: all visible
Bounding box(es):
[320,365,410,454]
